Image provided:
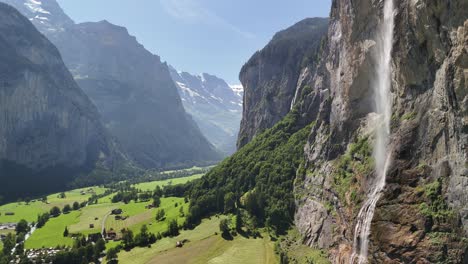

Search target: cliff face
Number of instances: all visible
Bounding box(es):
[237,18,329,148]
[1,0,221,169]
[0,3,122,199]
[295,0,468,263]
[169,67,242,155]
[49,21,220,169]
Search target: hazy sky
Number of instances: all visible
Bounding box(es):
[57,0,331,84]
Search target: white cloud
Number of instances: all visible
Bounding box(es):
[160,0,255,39]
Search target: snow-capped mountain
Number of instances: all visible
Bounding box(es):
[1,0,73,32]
[169,66,243,155]
[230,84,244,99]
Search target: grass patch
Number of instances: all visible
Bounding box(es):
[133,174,203,192]
[117,216,276,264]
[68,203,117,235]
[0,187,106,223]
[25,211,80,249]
[117,217,223,264]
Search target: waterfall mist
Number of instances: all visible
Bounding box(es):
[350,0,395,263]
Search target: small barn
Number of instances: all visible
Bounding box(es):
[111,209,123,215]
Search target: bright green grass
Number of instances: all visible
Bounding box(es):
[0,201,47,223]
[104,198,186,237]
[0,187,107,223]
[130,197,187,235]
[68,204,117,235]
[105,200,153,233]
[46,187,107,207]
[194,235,276,264]
[117,217,223,264]
[117,216,277,264]
[133,174,203,192]
[25,211,80,249]
[96,193,116,204]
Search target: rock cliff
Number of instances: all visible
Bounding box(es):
[294,0,468,263]
[237,17,329,148]
[1,0,222,169]
[0,3,123,200]
[51,21,221,169]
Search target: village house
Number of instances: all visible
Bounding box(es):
[104,228,118,241]
[111,209,123,215]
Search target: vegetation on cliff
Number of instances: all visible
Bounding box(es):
[187,108,314,233]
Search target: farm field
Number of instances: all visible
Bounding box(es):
[0,187,106,223]
[133,174,203,191]
[105,197,188,237]
[25,211,80,249]
[24,196,189,249]
[117,216,278,264]
[0,173,205,252]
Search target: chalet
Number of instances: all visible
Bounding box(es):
[89,224,95,228]
[111,209,123,215]
[105,229,117,241]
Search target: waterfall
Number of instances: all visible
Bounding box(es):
[350,0,395,263]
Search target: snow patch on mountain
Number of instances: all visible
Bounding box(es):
[24,0,50,14]
[169,66,243,155]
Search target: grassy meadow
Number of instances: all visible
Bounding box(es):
[0,170,279,263]
[117,216,277,264]
[133,174,203,191]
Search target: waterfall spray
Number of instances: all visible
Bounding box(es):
[350,0,395,263]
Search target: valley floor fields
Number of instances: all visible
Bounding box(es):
[117,217,278,264]
[0,171,278,263]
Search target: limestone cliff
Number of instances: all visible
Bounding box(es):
[0,3,124,200]
[1,0,221,169]
[294,0,468,263]
[237,18,329,148]
[51,20,221,169]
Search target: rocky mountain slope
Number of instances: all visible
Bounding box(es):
[0,3,124,200]
[187,1,467,263]
[1,0,221,169]
[293,0,468,262]
[169,66,242,155]
[237,17,329,148]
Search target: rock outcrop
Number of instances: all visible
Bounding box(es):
[0,3,123,200]
[294,0,468,263]
[237,17,329,148]
[1,0,221,169]
[169,67,242,155]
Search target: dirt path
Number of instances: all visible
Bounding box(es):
[101,211,112,235]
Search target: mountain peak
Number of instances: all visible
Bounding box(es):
[1,0,74,32]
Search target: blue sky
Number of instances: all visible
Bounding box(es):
[57,0,331,84]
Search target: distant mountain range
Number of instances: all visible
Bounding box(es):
[169,67,243,155]
[0,0,221,170]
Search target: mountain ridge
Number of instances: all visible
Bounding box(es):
[169,66,242,155]
[1,0,222,169]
